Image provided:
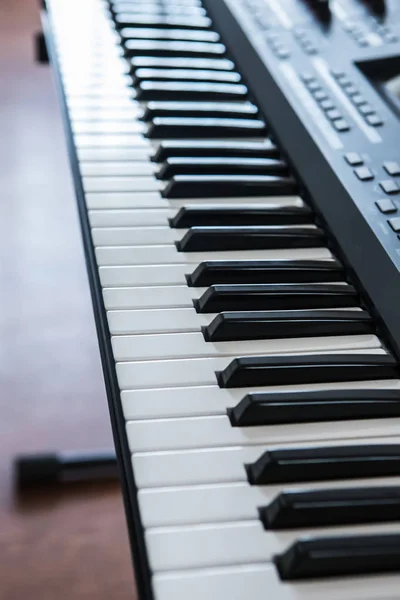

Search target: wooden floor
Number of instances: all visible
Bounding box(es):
[0,1,135,598]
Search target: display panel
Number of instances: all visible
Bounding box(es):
[358,56,400,118]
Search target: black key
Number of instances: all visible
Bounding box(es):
[275,534,400,581]
[149,118,264,139]
[217,353,397,389]
[137,83,248,103]
[172,206,312,229]
[177,226,325,252]
[194,283,358,313]
[246,441,400,485]
[163,175,298,198]
[124,40,226,58]
[149,118,267,140]
[204,309,373,342]
[130,57,235,71]
[229,388,400,427]
[121,28,219,43]
[153,140,279,161]
[115,15,212,30]
[142,101,258,121]
[133,68,240,83]
[260,487,400,530]
[158,157,286,178]
[187,259,343,286]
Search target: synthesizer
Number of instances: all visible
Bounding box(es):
[42,0,400,598]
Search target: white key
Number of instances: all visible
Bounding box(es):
[83,176,161,193]
[59,56,129,69]
[153,563,400,600]
[66,92,137,104]
[117,348,386,389]
[100,265,191,287]
[122,379,400,420]
[66,87,136,98]
[70,109,142,121]
[112,333,381,361]
[87,195,304,211]
[108,308,212,334]
[146,520,400,571]
[75,134,150,148]
[59,51,123,62]
[93,226,184,246]
[138,475,400,527]
[87,194,168,211]
[96,246,332,266]
[81,163,156,177]
[92,220,174,246]
[64,77,133,93]
[61,64,130,77]
[78,148,151,162]
[72,121,147,135]
[63,72,131,86]
[132,435,400,488]
[126,407,400,454]
[67,98,136,110]
[117,355,222,389]
[103,285,205,309]
[61,69,130,81]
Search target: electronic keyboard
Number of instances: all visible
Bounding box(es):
[42,0,400,598]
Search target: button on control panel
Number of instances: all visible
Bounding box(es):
[384,162,400,177]
[354,166,374,181]
[380,180,400,195]
[345,152,364,166]
[376,199,397,214]
[300,73,351,134]
[331,71,384,129]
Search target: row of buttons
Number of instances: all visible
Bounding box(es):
[293,28,318,56]
[344,21,374,48]
[301,73,350,132]
[345,154,400,178]
[264,33,291,59]
[374,24,399,45]
[241,0,277,31]
[331,70,383,128]
[344,20,398,47]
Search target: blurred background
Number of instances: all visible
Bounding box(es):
[0,1,134,597]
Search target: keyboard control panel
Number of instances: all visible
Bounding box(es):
[203,0,400,352]
[218,0,400,252]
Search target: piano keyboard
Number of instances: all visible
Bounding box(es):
[46,0,400,598]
